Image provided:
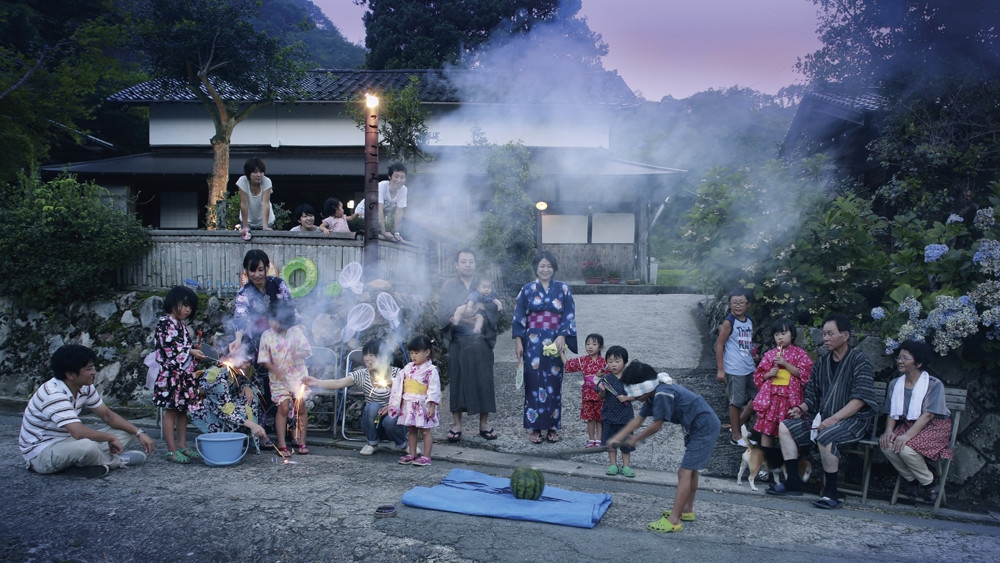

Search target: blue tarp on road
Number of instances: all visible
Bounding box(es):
[401,468,612,529]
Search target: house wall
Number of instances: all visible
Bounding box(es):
[149,103,613,149]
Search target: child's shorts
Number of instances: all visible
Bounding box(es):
[726,372,757,407]
[681,412,722,471]
[601,421,635,453]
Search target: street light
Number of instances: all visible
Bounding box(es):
[363,92,380,280]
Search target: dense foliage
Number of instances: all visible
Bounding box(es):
[259,0,365,69]
[356,0,605,71]
[475,140,537,294]
[0,0,146,184]
[0,175,151,309]
[678,0,1000,372]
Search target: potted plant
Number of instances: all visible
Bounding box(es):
[582,260,604,284]
[606,269,621,284]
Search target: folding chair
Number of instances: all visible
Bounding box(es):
[338,350,365,441]
[890,387,967,513]
[304,347,339,432]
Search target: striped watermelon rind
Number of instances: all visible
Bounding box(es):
[510,467,545,500]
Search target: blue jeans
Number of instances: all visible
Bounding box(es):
[361,402,406,448]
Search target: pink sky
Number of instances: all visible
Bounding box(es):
[312,0,822,100]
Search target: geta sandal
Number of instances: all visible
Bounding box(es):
[529,432,543,444]
[546,430,560,443]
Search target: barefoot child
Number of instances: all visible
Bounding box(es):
[609,361,721,533]
[456,278,503,334]
[753,317,812,474]
[257,301,312,456]
[597,345,635,476]
[561,334,607,447]
[715,288,756,446]
[389,335,440,466]
[153,286,206,463]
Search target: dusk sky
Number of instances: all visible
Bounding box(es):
[312,0,823,100]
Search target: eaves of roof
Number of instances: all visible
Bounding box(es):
[108,68,640,107]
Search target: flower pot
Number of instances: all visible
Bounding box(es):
[609,278,620,285]
[585,277,603,284]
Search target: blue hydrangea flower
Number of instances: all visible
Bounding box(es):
[871,307,885,320]
[924,244,949,263]
[959,295,972,307]
[884,337,899,355]
[974,208,995,230]
[947,214,964,224]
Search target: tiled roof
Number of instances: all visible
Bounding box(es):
[804,89,886,113]
[108,68,639,106]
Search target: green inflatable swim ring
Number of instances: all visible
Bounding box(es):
[282,257,318,298]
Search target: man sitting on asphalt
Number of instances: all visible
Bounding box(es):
[766,313,878,509]
[20,345,154,477]
[302,339,406,455]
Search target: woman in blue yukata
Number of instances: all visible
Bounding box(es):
[513,251,578,444]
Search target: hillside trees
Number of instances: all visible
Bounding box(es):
[128,0,308,228]
[0,0,142,185]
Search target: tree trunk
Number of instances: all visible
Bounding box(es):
[206,124,236,230]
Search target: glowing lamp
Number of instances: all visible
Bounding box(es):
[535,201,548,211]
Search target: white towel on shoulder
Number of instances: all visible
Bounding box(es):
[890,371,929,421]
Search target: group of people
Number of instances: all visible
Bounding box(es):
[238,157,409,243]
[717,289,953,510]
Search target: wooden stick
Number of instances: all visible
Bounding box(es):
[529,445,609,459]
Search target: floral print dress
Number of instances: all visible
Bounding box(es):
[564,355,606,421]
[388,361,441,429]
[190,365,264,452]
[152,315,201,413]
[752,344,813,436]
[512,280,577,431]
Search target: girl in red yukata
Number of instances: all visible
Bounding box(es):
[561,333,607,447]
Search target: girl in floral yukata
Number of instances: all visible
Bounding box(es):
[153,286,206,463]
[513,251,577,444]
[389,335,441,466]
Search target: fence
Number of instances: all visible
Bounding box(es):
[117,230,428,293]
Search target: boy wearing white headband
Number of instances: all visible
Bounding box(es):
[608,361,720,534]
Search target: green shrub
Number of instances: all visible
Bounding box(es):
[223,191,291,230]
[0,175,152,309]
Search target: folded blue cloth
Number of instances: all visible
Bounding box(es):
[401,468,612,528]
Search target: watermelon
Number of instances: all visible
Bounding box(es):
[510,467,545,500]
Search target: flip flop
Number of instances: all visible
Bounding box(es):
[297,444,310,455]
[529,432,543,444]
[647,517,682,533]
[546,431,560,443]
[479,428,498,440]
[447,430,462,442]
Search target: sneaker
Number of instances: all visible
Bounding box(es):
[64,464,110,478]
[396,443,409,452]
[118,450,147,467]
[412,456,432,466]
[730,437,748,447]
[398,454,416,465]
[360,444,377,456]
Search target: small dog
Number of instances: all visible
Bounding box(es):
[736,425,812,491]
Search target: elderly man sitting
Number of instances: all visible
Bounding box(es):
[20,345,154,477]
[766,314,878,509]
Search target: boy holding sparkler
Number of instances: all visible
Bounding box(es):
[302,339,406,455]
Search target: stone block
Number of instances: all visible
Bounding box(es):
[952,442,986,484]
[96,361,120,388]
[121,310,139,327]
[92,301,118,320]
[47,335,64,355]
[139,296,164,329]
[856,335,893,374]
[965,413,1000,463]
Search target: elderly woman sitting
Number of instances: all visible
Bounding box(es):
[879,340,952,503]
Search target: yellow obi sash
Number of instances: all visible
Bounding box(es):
[772,368,791,386]
[403,378,428,395]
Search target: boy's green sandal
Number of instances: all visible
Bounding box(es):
[620,466,635,478]
[181,447,202,460]
[606,464,620,475]
[166,450,190,464]
[647,517,682,533]
[662,510,696,521]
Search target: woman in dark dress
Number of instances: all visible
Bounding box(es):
[438,249,500,442]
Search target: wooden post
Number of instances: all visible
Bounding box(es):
[363,95,380,280]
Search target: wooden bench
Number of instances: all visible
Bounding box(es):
[889,386,966,513]
[838,381,888,503]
